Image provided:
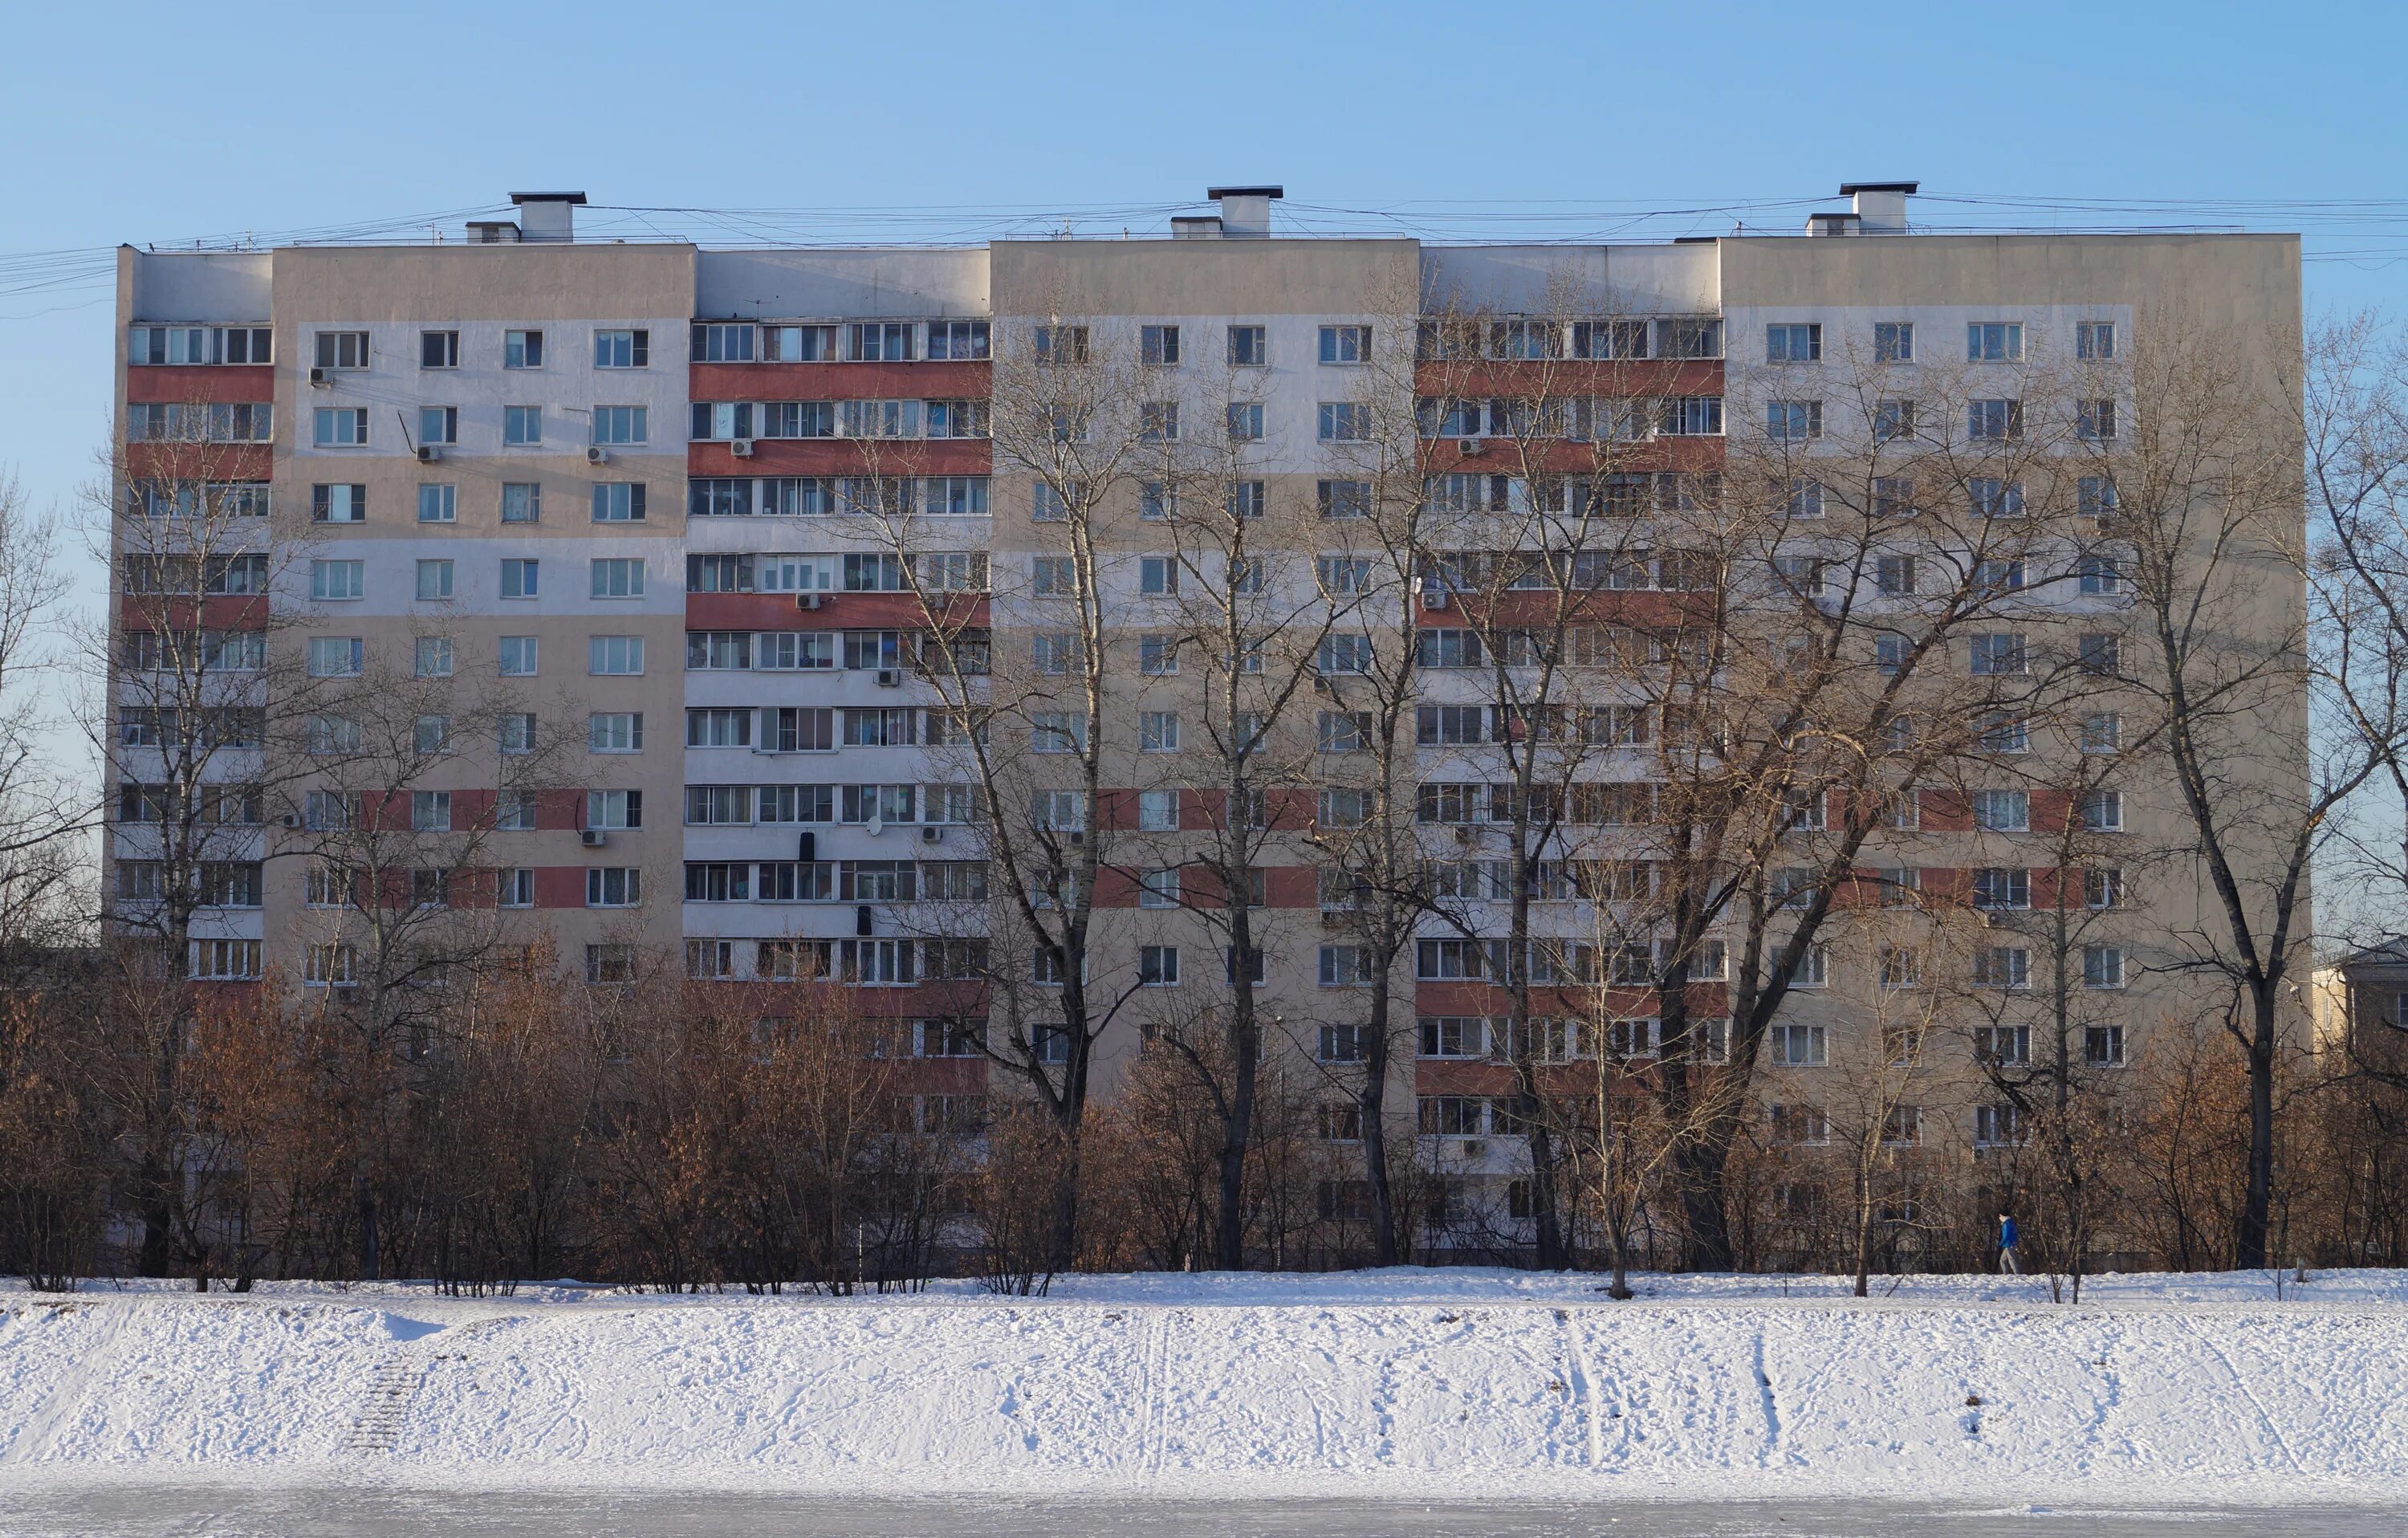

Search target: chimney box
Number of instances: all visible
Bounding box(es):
[1205,185,1283,239]
[509,191,588,243]
[1837,181,1917,234]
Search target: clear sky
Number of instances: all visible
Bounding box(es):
[3,0,2404,783]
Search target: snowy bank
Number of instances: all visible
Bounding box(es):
[2,1270,2405,1503]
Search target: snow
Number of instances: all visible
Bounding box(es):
[2,1269,2404,1505]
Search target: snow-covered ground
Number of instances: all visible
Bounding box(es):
[2,1268,2403,1507]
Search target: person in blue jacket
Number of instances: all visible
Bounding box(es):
[1998,1213,2021,1274]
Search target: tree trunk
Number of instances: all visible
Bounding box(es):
[1359,970,1399,1266]
[2237,986,2278,1267]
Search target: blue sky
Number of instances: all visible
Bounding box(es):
[3,0,2403,775]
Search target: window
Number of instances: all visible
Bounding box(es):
[496,712,535,755]
[411,790,452,832]
[1967,322,2023,362]
[1876,555,1916,596]
[1873,321,1914,362]
[414,637,454,678]
[1873,399,1916,442]
[1129,945,1181,989]
[1319,634,1373,674]
[2079,476,2119,519]
[1317,788,1373,828]
[504,329,543,369]
[592,482,647,523]
[589,711,643,751]
[1569,319,1649,360]
[594,328,649,368]
[1970,633,2026,676]
[1871,476,1918,519]
[1973,867,2031,910]
[1766,323,1821,362]
[1032,324,1087,365]
[1969,478,2024,519]
[1136,633,1179,676]
[2081,713,2122,755]
[1319,402,1371,441]
[587,868,642,908]
[310,559,364,600]
[848,322,916,362]
[590,558,645,599]
[1137,868,1180,910]
[1974,946,2031,991]
[128,324,272,366]
[313,408,368,446]
[1765,401,1821,441]
[1975,559,2025,594]
[1032,633,1083,676]
[691,322,757,362]
[501,558,539,599]
[413,405,458,448]
[1031,712,1088,754]
[1658,317,1723,360]
[405,482,455,526]
[2083,945,2126,989]
[1227,479,1267,521]
[503,406,541,446]
[1320,324,1371,364]
[592,405,647,446]
[305,712,360,755]
[1974,1104,2025,1149]
[306,635,361,678]
[311,483,366,523]
[413,713,453,753]
[495,482,539,525]
[1137,789,1178,831]
[1317,946,1374,987]
[1317,479,1373,521]
[1968,399,2024,441]
[1979,712,2028,753]
[1769,1023,1826,1068]
[416,559,454,601]
[2076,321,2117,360]
[1137,323,1181,367]
[2090,866,2129,914]
[314,330,369,370]
[1032,482,1078,523]
[1138,711,1180,753]
[1318,556,1373,596]
[2081,788,2125,832]
[2085,1024,2126,1066]
[1226,402,1264,441]
[1129,555,1182,598]
[2078,399,2118,441]
[1659,397,1723,436]
[2079,633,2122,676]
[587,788,643,830]
[1226,324,1267,366]
[589,635,645,675]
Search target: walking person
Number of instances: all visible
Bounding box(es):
[1998,1213,2021,1275]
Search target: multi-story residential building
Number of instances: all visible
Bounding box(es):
[109,184,2307,1261]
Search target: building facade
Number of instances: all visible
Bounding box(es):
[109,185,2307,1260]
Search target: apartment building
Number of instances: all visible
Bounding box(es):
[110,184,2307,1256]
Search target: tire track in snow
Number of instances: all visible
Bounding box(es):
[1556,1309,1603,1469]
[2,1302,132,1464]
[1751,1328,1781,1467]
[2180,1312,2306,1477]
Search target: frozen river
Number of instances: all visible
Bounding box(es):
[0,1491,2399,1537]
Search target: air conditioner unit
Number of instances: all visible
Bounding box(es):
[797,831,816,862]
[1065,829,1085,846]
[1320,910,1349,930]
[1452,824,1474,845]
[921,824,944,844]
[580,828,606,848]
[586,446,610,466]
[856,905,875,938]
[795,592,823,611]
[1423,586,1448,609]
[307,367,329,387]
[279,813,301,829]
[1457,437,1484,457]
[875,668,902,687]
[1457,1138,1487,1160]
[416,445,441,463]
[730,439,755,458]
[330,983,360,1003]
